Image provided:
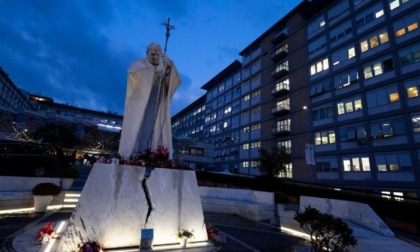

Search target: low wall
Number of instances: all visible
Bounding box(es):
[0,176,63,211]
[199,186,274,205]
[199,186,274,221]
[0,191,65,210]
[0,176,61,191]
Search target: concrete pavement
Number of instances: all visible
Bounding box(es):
[2,209,420,252]
[2,210,309,252]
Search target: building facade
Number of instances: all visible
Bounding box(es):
[171,0,420,197]
[0,67,123,154]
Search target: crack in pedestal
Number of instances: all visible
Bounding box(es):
[142,167,154,226]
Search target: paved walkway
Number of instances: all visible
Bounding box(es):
[3,209,420,252]
[2,210,309,252]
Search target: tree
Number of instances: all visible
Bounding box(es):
[259,146,291,177]
[294,206,357,252]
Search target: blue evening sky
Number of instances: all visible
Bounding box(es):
[0,0,302,115]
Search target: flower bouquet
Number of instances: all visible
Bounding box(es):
[131,145,174,168]
[37,222,54,244]
[177,228,194,247]
[177,228,194,239]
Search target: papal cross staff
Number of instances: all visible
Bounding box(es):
[143,18,176,227]
[161,17,175,54]
[149,17,175,150]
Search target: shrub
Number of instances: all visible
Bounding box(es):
[32,182,61,196]
[294,206,357,252]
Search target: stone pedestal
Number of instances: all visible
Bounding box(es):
[57,163,207,250]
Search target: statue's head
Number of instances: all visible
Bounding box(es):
[146,43,162,65]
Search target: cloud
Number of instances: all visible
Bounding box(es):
[0,0,302,117]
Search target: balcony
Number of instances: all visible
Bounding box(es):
[271,30,287,45]
[271,104,290,115]
[271,84,289,97]
[271,50,288,61]
[272,126,291,136]
[271,68,288,79]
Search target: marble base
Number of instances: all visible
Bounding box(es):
[57,163,207,250]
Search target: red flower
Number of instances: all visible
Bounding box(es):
[37,222,54,239]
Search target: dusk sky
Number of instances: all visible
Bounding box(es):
[0,0,302,116]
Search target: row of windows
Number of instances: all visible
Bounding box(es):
[308,0,413,38]
[315,112,420,146]
[207,72,241,100]
[241,161,293,178]
[309,5,418,65]
[311,35,418,78]
[313,77,419,119]
[317,152,413,173]
[311,46,419,100]
[242,141,261,150]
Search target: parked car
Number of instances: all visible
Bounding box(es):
[0,140,56,177]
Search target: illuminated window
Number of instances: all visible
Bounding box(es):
[310,57,329,75]
[360,31,389,53]
[314,130,336,145]
[274,79,290,93]
[337,97,363,115]
[405,78,420,98]
[407,86,419,98]
[363,57,393,79]
[275,119,291,132]
[389,93,399,102]
[343,156,370,172]
[251,141,261,148]
[389,0,412,11]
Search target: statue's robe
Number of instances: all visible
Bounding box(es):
[118,58,181,159]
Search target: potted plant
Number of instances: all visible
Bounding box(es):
[60,167,79,190]
[177,228,194,247]
[32,182,61,212]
